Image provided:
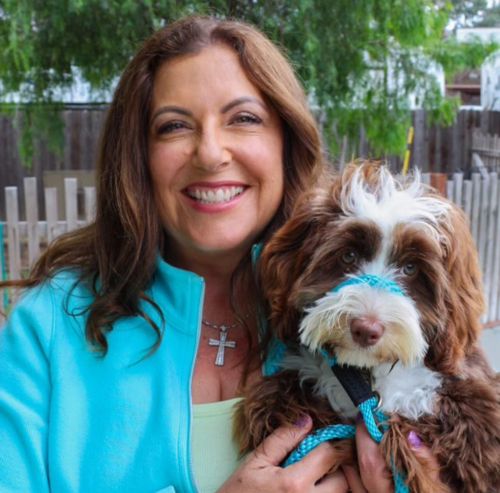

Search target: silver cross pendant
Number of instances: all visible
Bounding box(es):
[208,325,236,366]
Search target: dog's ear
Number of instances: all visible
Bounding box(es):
[426,202,485,374]
[259,179,342,342]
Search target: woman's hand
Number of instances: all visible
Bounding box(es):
[342,422,442,493]
[218,415,349,493]
[357,420,393,492]
[342,421,393,493]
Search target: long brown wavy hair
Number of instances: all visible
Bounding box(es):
[2,16,325,355]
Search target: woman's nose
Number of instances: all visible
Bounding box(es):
[194,126,231,171]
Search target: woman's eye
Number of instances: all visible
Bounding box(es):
[402,262,418,276]
[157,121,187,134]
[232,113,262,125]
[341,250,358,265]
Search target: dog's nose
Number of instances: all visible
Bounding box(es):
[350,317,384,347]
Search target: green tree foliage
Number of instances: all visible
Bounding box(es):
[432,37,499,78]
[0,0,496,164]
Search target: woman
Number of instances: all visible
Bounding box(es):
[0,16,426,493]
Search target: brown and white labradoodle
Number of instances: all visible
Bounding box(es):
[235,162,500,493]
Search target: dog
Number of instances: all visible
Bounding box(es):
[235,162,500,493]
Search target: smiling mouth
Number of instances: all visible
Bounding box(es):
[185,186,245,205]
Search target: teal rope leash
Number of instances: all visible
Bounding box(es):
[283,396,409,492]
[358,397,409,493]
[282,395,383,468]
[282,424,355,466]
[358,395,386,442]
[282,367,409,492]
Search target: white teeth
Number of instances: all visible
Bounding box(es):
[188,186,244,204]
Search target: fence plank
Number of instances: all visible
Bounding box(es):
[471,174,481,244]
[446,180,453,199]
[463,179,473,224]
[489,178,500,321]
[478,176,490,266]
[483,173,498,322]
[5,187,21,283]
[450,112,461,173]
[452,172,463,208]
[84,186,96,223]
[44,187,58,244]
[24,177,40,266]
[64,178,78,232]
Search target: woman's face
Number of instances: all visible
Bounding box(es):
[148,44,284,265]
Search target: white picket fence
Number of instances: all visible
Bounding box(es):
[1,173,500,326]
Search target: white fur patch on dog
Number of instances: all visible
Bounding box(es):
[341,167,451,244]
[372,362,442,420]
[282,349,441,421]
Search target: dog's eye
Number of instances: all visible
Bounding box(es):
[402,262,418,276]
[341,250,358,265]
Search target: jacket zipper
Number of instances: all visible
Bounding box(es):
[186,276,205,492]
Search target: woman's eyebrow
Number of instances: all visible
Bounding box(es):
[221,96,266,113]
[150,106,192,124]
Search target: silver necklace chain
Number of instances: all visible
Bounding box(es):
[202,319,241,331]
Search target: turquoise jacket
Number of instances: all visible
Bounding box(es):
[0,256,208,493]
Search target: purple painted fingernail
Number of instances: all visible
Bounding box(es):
[355,412,363,424]
[294,415,311,428]
[408,431,422,449]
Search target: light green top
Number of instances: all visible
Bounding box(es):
[192,397,244,493]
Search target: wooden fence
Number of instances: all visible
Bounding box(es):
[0,106,105,220]
[333,109,500,174]
[1,172,500,327]
[0,177,96,314]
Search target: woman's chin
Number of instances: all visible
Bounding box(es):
[193,236,255,257]
[165,231,257,263]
